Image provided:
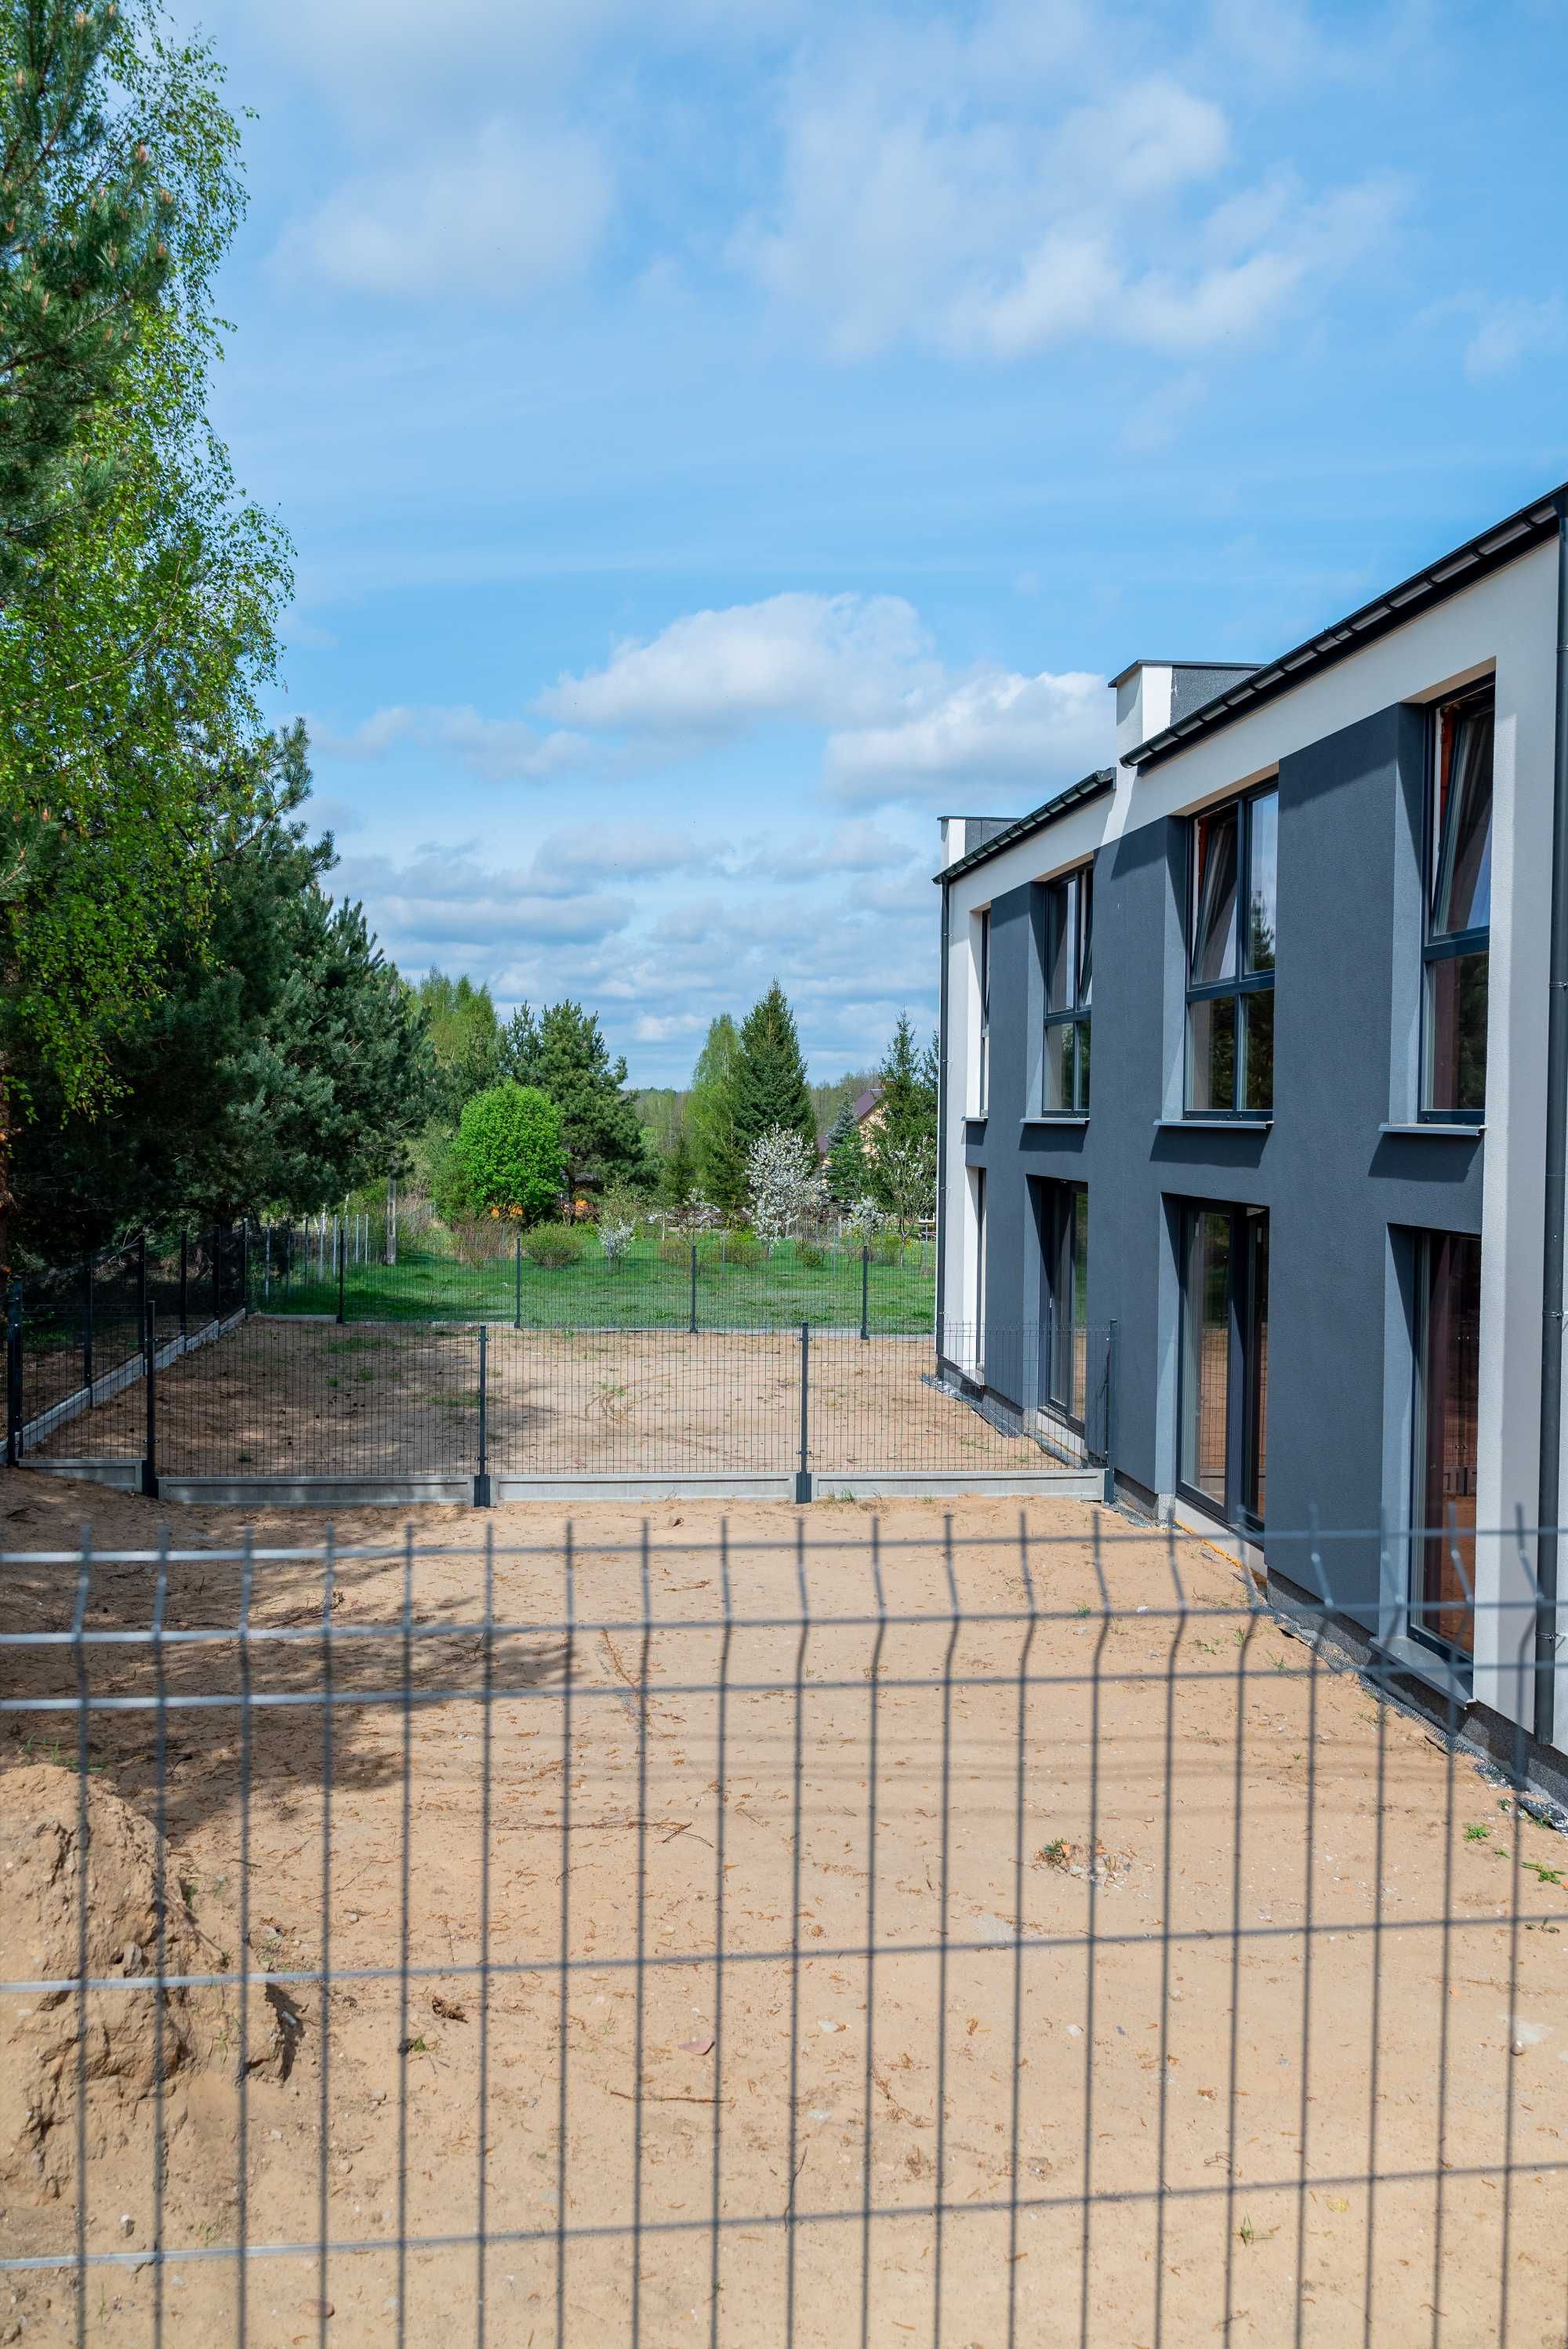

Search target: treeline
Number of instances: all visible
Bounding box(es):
[0,2,437,1267]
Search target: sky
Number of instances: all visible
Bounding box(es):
[183,0,1568,1087]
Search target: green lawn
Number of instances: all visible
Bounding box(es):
[249,1232,936,1334]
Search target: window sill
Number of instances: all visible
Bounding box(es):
[1378,1120,1484,1138]
[1370,1630,1472,1706]
[1022,1113,1089,1127]
[1154,1116,1272,1131]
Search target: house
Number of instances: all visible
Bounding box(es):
[934,480,1568,1784]
[818,1083,884,1160]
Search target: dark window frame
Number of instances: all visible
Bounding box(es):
[1175,1200,1269,1533]
[1409,1229,1480,1666]
[1041,864,1093,1113]
[1420,683,1493,1125]
[1184,783,1277,1118]
[1035,1178,1089,1430]
[975,909,991,1117]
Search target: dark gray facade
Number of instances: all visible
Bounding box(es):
[956,699,1485,1621]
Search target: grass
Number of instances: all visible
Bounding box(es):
[252,1231,937,1334]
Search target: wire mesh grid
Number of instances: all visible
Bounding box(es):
[0,1517,1563,2347]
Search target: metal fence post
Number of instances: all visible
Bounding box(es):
[474,1322,492,1507]
[514,1233,522,1331]
[860,1246,870,1342]
[690,1243,699,1336]
[795,1320,812,1503]
[210,1222,220,1323]
[178,1229,188,1342]
[5,1281,20,1466]
[140,1239,158,1498]
[336,1225,347,1326]
[82,1254,94,1396]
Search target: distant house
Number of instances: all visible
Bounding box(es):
[818,1083,884,1160]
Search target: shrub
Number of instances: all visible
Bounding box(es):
[521,1223,584,1269]
[873,1231,904,1266]
[725,1231,763,1269]
[451,1085,566,1222]
[598,1185,642,1265]
[797,1242,826,1269]
[658,1235,691,1268]
[448,1217,515,1267]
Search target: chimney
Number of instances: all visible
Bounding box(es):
[1111,662,1174,767]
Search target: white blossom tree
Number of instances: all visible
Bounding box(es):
[746,1124,829,1241]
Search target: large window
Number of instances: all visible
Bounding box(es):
[1178,1203,1269,1528]
[1423,687,1492,1121]
[1186,786,1277,1116]
[975,909,991,1116]
[1042,866,1092,1113]
[1413,1231,1480,1657]
[1037,1181,1089,1424]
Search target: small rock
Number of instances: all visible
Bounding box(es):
[119,2214,134,2238]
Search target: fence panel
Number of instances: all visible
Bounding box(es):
[0,1528,1562,2347]
[487,1326,800,1479]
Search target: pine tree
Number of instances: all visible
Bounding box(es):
[825,1100,869,1206]
[500,999,653,1198]
[661,1123,696,1207]
[870,1012,939,1234]
[731,982,815,1164]
[686,1014,744,1210]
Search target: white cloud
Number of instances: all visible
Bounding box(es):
[281,120,612,301]
[334,844,633,954]
[1462,295,1567,381]
[311,704,593,782]
[734,44,1403,362]
[828,668,1109,801]
[535,593,940,733]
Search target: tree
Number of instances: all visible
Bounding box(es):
[448,1084,565,1223]
[0,2,292,1262]
[685,1013,742,1210]
[745,1124,829,1243]
[869,1013,938,1236]
[661,1122,696,1207]
[731,982,815,1164]
[416,971,502,1127]
[824,1100,869,1206]
[15,725,435,1254]
[500,998,652,1197]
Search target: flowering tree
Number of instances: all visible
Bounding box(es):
[844,1194,886,1243]
[746,1124,829,1241]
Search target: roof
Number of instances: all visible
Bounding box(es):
[1127,480,1567,770]
[935,767,1116,887]
[851,1085,883,1122]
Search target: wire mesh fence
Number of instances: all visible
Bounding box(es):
[0,1519,1563,2348]
[15,1321,1114,1494]
[247,1221,936,1335]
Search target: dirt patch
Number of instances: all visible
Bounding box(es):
[0,1476,1565,2345]
[24,1321,1062,1480]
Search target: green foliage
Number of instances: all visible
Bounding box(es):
[685,1013,742,1209]
[416,971,502,1127]
[724,1230,763,1269]
[16,726,433,1254]
[731,982,815,1164]
[521,1222,584,1269]
[825,1100,870,1205]
[502,997,652,1197]
[809,1070,876,1136]
[450,1084,565,1223]
[660,1122,696,1207]
[869,1014,938,1234]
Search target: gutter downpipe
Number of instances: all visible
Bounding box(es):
[935,859,950,1366]
[1535,492,1568,1748]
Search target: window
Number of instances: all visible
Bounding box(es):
[975,910,991,1116]
[1186,786,1277,1116]
[1412,1231,1480,1657]
[1037,1181,1089,1423]
[1423,688,1492,1121]
[1178,1203,1269,1527]
[1042,866,1092,1112]
[972,1167,987,1365]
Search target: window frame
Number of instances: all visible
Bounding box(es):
[1184,782,1277,1119]
[1409,1229,1481,1665]
[1420,684,1493,1126]
[1036,1178,1089,1430]
[974,909,991,1118]
[1175,1200,1269,1533]
[1041,864,1093,1114]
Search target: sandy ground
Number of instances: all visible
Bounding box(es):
[25,1323,1062,1481]
[1,1471,1566,2348]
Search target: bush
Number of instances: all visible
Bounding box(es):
[872,1231,904,1266]
[725,1231,762,1269]
[658,1235,691,1268]
[451,1085,567,1222]
[521,1223,584,1269]
[448,1217,514,1267]
[797,1242,826,1269]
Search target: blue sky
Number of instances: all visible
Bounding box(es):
[187,0,1567,1085]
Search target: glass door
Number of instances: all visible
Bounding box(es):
[1040,1182,1089,1425]
[1178,1203,1269,1529]
[1414,1232,1480,1655]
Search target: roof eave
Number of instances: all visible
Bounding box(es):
[934,768,1116,888]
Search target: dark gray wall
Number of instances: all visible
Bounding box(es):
[959,701,1484,1618]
